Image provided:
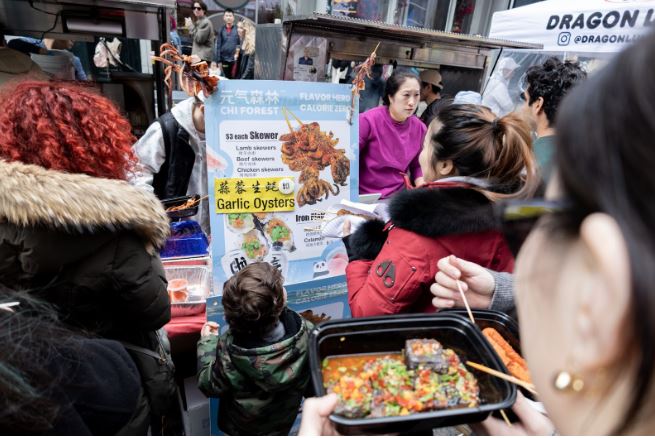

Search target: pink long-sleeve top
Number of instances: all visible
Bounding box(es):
[358,106,426,199]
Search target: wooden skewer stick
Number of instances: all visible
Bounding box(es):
[500,409,512,427]
[466,361,538,396]
[457,280,475,324]
[282,107,293,133]
[286,107,304,126]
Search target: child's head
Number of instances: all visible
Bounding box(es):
[222,262,285,337]
[418,103,539,200]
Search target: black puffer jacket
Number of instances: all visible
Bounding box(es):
[0,160,171,345]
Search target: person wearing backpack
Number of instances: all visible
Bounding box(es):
[131,94,210,235]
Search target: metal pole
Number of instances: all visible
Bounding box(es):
[154,6,170,116]
[444,0,458,32]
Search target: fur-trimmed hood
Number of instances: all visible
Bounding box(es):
[346,184,497,262]
[0,160,169,250]
[388,185,496,237]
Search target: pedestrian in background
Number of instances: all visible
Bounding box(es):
[418,69,444,126]
[186,0,214,64]
[235,19,255,79]
[520,57,586,182]
[213,8,240,78]
[169,15,182,52]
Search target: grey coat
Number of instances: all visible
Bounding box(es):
[191,16,215,62]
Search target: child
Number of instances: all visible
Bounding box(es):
[197,262,314,435]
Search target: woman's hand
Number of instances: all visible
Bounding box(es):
[200,321,220,338]
[298,393,340,436]
[474,392,556,435]
[184,17,193,29]
[342,219,352,238]
[430,255,496,309]
[415,177,426,187]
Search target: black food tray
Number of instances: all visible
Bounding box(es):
[162,195,200,220]
[309,313,517,435]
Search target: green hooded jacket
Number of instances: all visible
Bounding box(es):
[197,309,314,435]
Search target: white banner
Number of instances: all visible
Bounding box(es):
[490,0,655,53]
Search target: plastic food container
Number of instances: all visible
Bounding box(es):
[164,265,210,305]
[309,313,517,435]
[443,309,536,418]
[162,195,200,220]
[443,309,520,351]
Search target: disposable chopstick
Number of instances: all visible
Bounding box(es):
[456,280,475,324]
[499,409,512,426]
[465,361,538,396]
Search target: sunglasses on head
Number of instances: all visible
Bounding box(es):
[495,199,570,257]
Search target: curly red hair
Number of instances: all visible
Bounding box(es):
[0,81,137,180]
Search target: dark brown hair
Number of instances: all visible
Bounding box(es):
[428,104,538,201]
[554,29,655,433]
[222,262,285,337]
[193,1,207,12]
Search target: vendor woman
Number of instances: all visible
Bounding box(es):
[358,71,426,198]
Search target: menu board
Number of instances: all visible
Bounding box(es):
[205,80,359,292]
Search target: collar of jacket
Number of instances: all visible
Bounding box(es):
[387,184,497,238]
[0,160,170,252]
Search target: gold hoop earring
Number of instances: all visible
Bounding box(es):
[553,370,585,392]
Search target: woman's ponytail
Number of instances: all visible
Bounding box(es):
[484,113,540,201]
[430,104,539,202]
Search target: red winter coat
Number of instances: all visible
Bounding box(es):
[345,184,514,317]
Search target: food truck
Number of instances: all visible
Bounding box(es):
[255,12,541,99]
[1,0,176,135]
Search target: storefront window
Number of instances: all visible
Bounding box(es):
[406,0,429,27]
[325,0,500,34]
[330,0,390,22]
[451,0,476,34]
[392,0,449,31]
[257,0,282,23]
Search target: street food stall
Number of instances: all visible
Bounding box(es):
[255,12,541,98]
[1,0,176,133]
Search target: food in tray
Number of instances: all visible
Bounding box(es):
[335,208,375,220]
[265,217,293,250]
[241,230,268,260]
[166,196,200,212]
[482,327,532,384]
[405,339,448,373]
[322,339,480,419]
[167,278,189,303]
[226,213,255,233]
